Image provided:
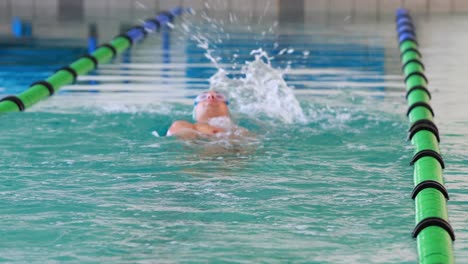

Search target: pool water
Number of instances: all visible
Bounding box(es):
[1,10,467,263]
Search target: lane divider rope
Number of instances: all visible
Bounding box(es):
[0,7,186,113]
[396,8,455,264]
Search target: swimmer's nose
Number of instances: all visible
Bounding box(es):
[207,93,215,100]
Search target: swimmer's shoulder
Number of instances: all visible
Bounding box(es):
[167,120,196,137]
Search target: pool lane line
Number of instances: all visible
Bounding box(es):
[0,6,186,114]
[396,8,455,264]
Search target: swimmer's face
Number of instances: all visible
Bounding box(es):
[194,91,230,122]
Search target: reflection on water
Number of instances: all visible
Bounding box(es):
[189,136,259,158]
[169,130,261,177]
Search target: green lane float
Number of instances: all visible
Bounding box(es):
[396,8,455,264]
[0,7,186,114]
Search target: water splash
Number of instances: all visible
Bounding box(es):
[209,49,306,124]
[178,5,304,124]
[178,1,279,70]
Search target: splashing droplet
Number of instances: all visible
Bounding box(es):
[210,49,306,124]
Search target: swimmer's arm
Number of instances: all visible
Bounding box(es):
[166,120,199,139]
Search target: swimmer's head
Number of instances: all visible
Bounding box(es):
[192,90,230,122]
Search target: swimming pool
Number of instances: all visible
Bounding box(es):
[1,8,467,263]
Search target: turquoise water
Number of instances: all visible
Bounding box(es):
[1,106,414,263]
[1,12,467,263]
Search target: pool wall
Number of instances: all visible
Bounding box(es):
[2,0,467,42]
[1,0,467,25]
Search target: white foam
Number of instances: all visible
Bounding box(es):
[207,116,235,130]
[151,131,160,137]
[209,49,307,124]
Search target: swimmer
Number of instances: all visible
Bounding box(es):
[167,90,248,139]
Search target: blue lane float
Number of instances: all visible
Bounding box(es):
[396,8,455,264]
